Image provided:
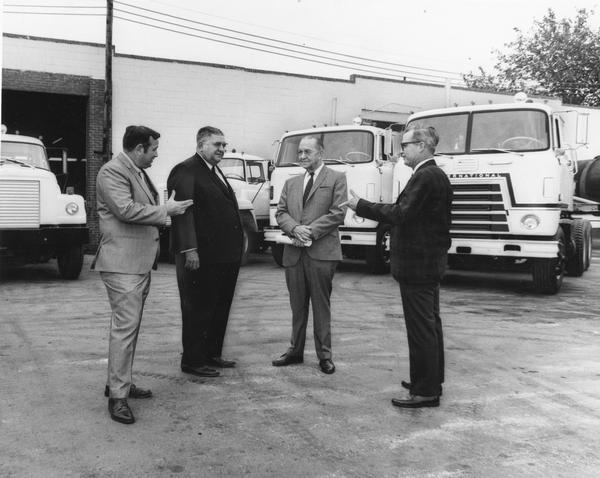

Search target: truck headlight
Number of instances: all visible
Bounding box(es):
[66,202,79,215]
[520,214,540,230]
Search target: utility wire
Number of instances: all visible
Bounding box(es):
[6,1,464,80]
[112,6,461,83]
[114,14,463,85]
[4,4,466,85]
[115,0,463,78]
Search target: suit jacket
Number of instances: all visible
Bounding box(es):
[92,152,167,274]
[356,159,452,283]
[276,166,347,266]
[167,153,243,264]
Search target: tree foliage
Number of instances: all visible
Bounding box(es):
[463,9,600,106]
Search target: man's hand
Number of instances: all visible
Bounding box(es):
[184,250,200,270]
[293,225,312,243]
[340,189,360,211]
[167,190,193,216]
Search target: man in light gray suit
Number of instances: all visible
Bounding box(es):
[272,135,347,374]
[93,125,192,424]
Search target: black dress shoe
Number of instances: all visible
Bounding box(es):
[181,364,220,377]
[272,353,303,367]
[207,357,236,368]
[391,394,440,408]
[401,380,443,396]
[319,359,336,374]
[104,384,153,399]
[108,398,135,424]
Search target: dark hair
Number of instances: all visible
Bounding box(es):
[301,135,324,151]
[405,125,439,152]
[196,126,224,144]
[122,125,160,152]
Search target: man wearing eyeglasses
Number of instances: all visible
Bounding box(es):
[167,126,243,378]
[343,126,452,408]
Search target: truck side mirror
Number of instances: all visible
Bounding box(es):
[577,113,589,145]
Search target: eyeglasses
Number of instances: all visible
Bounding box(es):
[212,142,228,149]
[400,141,422,150]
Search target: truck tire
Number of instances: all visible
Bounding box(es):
[271,244,284,267]
[365,224,391,274]
[240,226,250,266]
[57,244,84,280]
[566,219,592,277]
[531,228,566,294]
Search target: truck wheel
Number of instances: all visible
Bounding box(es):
[566,219,592,277]
[57,244,84,280]
[271,244,284,267]
[532,228,566,294]
[365,224,391,274]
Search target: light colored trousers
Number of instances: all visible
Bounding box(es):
[100,271,151,399]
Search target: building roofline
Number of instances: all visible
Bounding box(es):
[2,32,455,88]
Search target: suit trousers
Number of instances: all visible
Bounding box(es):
[399,282,445,397]
[285,250,337,360]
[175,256,240,366]
[100,271,151,399]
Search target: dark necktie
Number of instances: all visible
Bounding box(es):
[303,173,314,205]
[212,165,231,196]
[140,170,157,199]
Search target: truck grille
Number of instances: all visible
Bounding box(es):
[0,180,40,228]
[450,181,508,236]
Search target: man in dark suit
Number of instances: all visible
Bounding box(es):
[93,125,193,424]
[272,135,347,374]
[167,126,243,378]
[344,126,452,407]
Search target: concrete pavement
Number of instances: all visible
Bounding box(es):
[1,249,600,477]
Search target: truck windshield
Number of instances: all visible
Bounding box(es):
[471,109,549,152]
[408,109,549,155]
[277,130,374,166]
[220,158,245,180]
[0,141,50,170]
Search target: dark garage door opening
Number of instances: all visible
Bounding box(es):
[1,89,88,196]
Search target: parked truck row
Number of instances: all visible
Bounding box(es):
[3,93,599,293]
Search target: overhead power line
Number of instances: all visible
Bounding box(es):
[115,1,463,78]
[114,14,464,86]
[111,6,461,83]
[4,3,466,85]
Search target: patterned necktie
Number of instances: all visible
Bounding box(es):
[303,173,314,205]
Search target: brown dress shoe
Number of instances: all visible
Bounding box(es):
[319,359,335,374]
[391,394,440,408]
[207,357,236,368]
[181,364,220,377]
[272,353,303,367]
[104,384,153,399]
[108,398,135,424]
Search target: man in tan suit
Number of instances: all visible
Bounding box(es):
[272,135,347,374]
[93,125,192,424]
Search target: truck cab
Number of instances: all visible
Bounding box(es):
[402,98,593,293]
[0,132,88,278]
[265,124,403,272]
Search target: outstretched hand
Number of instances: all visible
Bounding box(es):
[340,189,360,211]
[166,190,193,216]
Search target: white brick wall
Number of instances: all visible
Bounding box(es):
[3,36,105,79]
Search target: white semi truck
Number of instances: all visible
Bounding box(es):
[264,124,403,272]
[0,132,88,278]
[403,96,597,293]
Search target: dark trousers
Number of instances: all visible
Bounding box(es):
[175,256,240,366]
[399,282,445,397]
